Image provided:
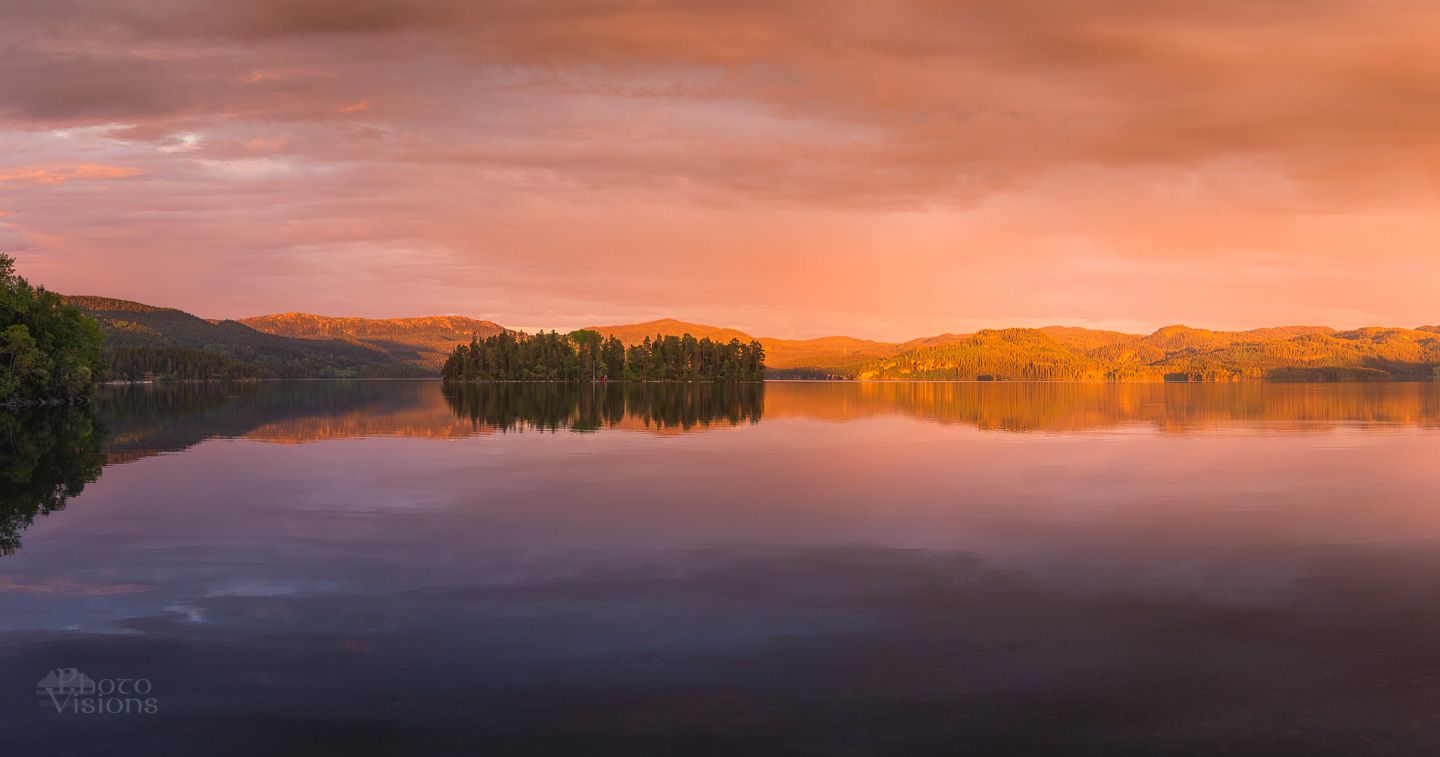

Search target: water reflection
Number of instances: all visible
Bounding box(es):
[0,408,106,554]
[91,380,1440,462]
[4,380,1440,754]
[99,380,457,462]
[443,382,764,432]
[764,380,1440,432]
[8,380,1437,556]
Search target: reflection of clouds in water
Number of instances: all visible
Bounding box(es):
[203,581,339,598]
[0,575,148,595]
[4,382,1440,751]
[165,603,207,624]
[10,546,1440,753]
[11,382,1440,638]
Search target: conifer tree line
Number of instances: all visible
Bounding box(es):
[441,330,765,382]
[104,347,262,382]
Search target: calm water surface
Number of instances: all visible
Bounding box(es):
[4,380,1440,755]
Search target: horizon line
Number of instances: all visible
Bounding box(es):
[60,294,1436,344]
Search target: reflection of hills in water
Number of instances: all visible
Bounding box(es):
[8,380,1437,555]
[97,381,768,462]
[95,380,1440,465]
[764,381,1440,432]
[98,381,466,463]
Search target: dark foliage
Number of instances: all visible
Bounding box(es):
[1,255,104,402]
[442,330,765,382]
[443,381,764,432]
[0,407,107,554]
[104,347,263,381]
[65,295,431,380]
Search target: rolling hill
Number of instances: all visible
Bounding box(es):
[60,296,1440,382]
[586,319,755,346]
[849,324,1440,382]
[239,312,506,370]
[1037,326,1141,352]
[63,297,426,379]
[854,329,1108,381]
[586,319,944,373]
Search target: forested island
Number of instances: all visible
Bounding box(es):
[441,330,766,382]
[1,255,103,405]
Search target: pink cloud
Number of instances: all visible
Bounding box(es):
[1,1,1438,338]
[0,163,142,186]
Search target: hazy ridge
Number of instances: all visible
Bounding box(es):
[65,297,1440,382]
[63,296,427,379]
[239,312,507,369]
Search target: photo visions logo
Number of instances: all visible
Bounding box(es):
[36,668,158,717]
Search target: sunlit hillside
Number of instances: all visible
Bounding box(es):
[759,335,908,372]
[61,295,1440,382]
[1038,326,1140,351]
[588,319,941,371]
[854,329,1109,381]
[849,325,1440,382]
[587,319,753,345]
[63,296,423,379]
[241,312,506,369]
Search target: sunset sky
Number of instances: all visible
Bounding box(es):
[2,0,1438,340]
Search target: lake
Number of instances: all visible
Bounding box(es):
[4,380,1440,754]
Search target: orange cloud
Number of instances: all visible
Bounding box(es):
[3,1,1439,337]
[0,164,143,186]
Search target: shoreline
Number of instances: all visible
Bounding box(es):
[0,395,92,411]
[81,376,1440,387]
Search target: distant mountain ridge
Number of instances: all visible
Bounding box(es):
[586,319,1439,380]
[584,319,755,346]
[584,319,903,372]
[62,296,1440,382]
[63,296,426,379]
[239,312,506,370]
[849,324,1440,382]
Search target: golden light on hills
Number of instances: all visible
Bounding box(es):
[67,296,1440,383]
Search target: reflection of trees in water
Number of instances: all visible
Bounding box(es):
[443,382,765,432]
[91,381,1440,465]
[0,408,107,555]
[99,381,413,423]
[99,380,240,424]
